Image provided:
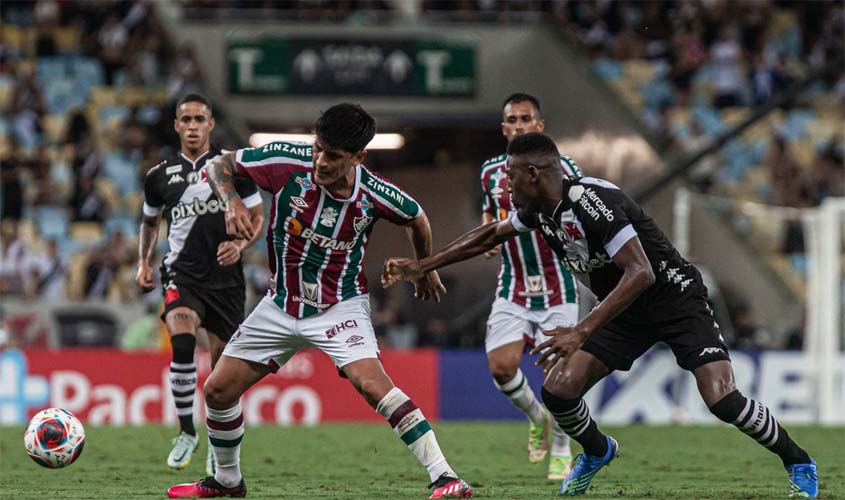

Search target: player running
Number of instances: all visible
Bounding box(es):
[136,94,264,474]
[382,133,818,498]
[166,103,472,499]
[480,94,579,479]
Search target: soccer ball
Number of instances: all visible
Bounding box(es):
[24,408,86,469]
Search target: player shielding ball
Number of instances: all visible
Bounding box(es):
[382,133,818,498]
[167,103,471,499]
[136,94,264,474]
[480,93,580,479]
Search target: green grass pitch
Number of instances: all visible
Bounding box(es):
[1,423,842,499]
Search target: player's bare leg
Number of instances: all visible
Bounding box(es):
[165,308,202,469]
[203,331,228,476]
[695,361,817,498]
[167,355,270,498]
[343,358,472,498]
[488,340,570,474]
[541,350,616,495]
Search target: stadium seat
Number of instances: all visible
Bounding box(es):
[54,26,81,54]
[36,206,69,240]
[42,114,68,144]
[592,58,623,82]
[0,75,14,112]
[37,57,68,84]
[104,216,136,238]
[69,222,104,243]
[43,78,75,114]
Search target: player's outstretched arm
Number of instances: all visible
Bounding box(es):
[403,213,447,302]
[136,213,160,293]
[207,151,254,240]
[381,219,519,287]
[531,236,655,368]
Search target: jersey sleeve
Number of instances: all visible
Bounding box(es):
[480,168,495,216]
[234,176,262,208]
[366,172,423,225]
[560,155,583,178]
[511,208,539,233]
[142,164,165,217]
[235,141,312,193]
[572,183,637,258]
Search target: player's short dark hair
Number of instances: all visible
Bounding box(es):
[315,103,376,153]
[503,93,541,113]
[507,132,559,159]
[175,93,213,115]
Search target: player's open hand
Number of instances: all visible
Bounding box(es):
[135,261,155,293]
[530,325,588,370]
[225,197,254,240]
[413,271,447,302]
[381,258,424,287]
[483,244,502,259]
[217,241,242,266]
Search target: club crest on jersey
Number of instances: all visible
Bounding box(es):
[489,169,505,186]
[168,174,185,185]
[186,171,200,184]
[519,275,551,298]
[353,215,373,233]
[320,207,338,227]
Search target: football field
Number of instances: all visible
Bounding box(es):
[1,423,842,499]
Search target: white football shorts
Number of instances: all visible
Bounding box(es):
[485,297,579,353]
[223,294,379,371]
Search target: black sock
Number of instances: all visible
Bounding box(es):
[709,390,810,466]
[170,334,197,436]
[541,387,608,457]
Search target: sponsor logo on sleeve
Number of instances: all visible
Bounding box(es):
[578,188,615,221]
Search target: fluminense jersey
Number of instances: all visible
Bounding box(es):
[143,148,262,289]
[512,176,708,323]
[236,141,422,319]
[481,153,582,310]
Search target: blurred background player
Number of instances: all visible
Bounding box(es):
[479,93,581,479]
[167,103,471,499]
[383,133,818,499]
[136,93,264,474]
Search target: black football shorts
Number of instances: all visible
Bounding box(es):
[161,281,245,341]
[581,292,730,372]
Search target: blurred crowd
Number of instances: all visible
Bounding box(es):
[1,1,842,352]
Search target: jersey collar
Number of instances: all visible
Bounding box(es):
[180,149,212,170]
[315,164,362,203]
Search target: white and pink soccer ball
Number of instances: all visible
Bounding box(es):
[24,408,86,469]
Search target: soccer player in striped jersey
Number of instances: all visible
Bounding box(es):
[480,93,580,480]
[167,104,471,499]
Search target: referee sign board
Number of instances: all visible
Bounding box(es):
[227,37,475,97]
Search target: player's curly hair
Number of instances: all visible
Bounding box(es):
[507,132,559,158]
[315,103,376,153]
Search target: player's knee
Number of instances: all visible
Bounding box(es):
[544,367,586,400]
[488,359,519,385]
[203,378,235,409]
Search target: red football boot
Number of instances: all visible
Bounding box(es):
[167,477,246,498]
[428,474,473,499]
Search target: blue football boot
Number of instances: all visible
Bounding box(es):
[559,435,619,495]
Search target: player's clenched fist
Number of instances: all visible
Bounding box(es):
[135,261,156,293]
[381,257,424,287]
[530,325,589,370]
[225,197,254,240]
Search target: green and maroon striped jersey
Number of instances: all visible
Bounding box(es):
[480,153,581,310]
[236,141,422,318]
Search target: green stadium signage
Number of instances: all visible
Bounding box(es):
[227,37,475,97]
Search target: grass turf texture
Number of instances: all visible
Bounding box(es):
[1,423,841,499]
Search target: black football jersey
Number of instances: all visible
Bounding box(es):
[513,177,707,323]
[142,148,261,289]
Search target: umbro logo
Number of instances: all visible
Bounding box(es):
[289,196,309,212]
[699,347,724,356]
[346,335,364,344]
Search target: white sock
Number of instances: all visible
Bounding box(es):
[207,402,243,488]
[496,370,546,425]
[550,420,572,457]
[376,387,455,482]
